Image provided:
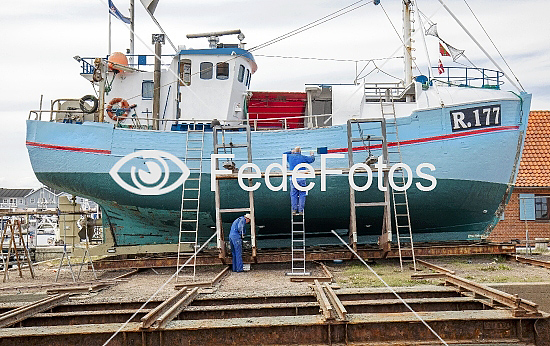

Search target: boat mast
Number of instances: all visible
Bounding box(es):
[129,0,134,64]
[403,0,413,93]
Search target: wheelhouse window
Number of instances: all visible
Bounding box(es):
[535,196,549,220]
[245,69,251,86]
[200,62,213,79]
[238,64,245,83]
[216,62,229,80]
[179,59,191,86]
[142,80,154,99]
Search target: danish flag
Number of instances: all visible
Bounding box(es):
[437,59,445,75]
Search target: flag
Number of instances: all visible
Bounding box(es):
[141,0,159,14]
[437,59,445,75]
[109,0,131,24]
[439,42,450,57]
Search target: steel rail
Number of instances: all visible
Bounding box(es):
[0,293,71,328]
[323,283,347,321]
[155,287,199,329]
[312,279,333,320]
[141,286,189,329]
[416,259,456,274]
[507,254,550,270]
[444,274,540,317]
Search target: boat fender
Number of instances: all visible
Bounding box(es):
[79,95,99,114]
[107,97,130,121]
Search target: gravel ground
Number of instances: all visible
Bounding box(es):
[0,254,548,304]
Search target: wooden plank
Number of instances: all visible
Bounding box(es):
[290,276,332,283]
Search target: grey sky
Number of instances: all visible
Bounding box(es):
[1,0,549,188]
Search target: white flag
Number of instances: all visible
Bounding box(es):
[141,0,159,14]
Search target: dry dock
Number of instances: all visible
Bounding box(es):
[0,254,549,345]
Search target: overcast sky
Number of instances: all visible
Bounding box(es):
[1,0,549,189]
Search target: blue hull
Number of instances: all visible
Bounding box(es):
[26,93,532,247]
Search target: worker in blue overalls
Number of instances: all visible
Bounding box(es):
[229,213,251,272]
[284,146,315,215]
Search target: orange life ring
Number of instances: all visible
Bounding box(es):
[106,98,130,121]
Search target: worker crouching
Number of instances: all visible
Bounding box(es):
[229,213,251,272]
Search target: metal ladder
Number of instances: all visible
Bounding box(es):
[212,125,256,259]
[288,212,309,275]
[176,124,206,280]
[381,97,416,271]
[347,119,392,253]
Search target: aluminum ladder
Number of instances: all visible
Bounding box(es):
[347,119,392,253]
[212,124,256,259]
[381,96,416,271]
[176,124,206,280]
[287,212,309,275]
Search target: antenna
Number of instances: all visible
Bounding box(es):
[186,29,245,49]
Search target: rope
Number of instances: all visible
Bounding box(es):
[331,230,449,346]
[462,0,524,91]
[250,1,373,52]
[102,232,217,346]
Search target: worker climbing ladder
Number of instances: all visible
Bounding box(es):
[212,124,256,259]
[176,123,206,280]
[288,212,309,275]
[381,95,416,271]
[347,119,392,253]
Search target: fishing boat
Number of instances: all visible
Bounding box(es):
[25,1,531,254]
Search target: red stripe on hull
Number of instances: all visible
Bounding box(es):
[328,125,519,153]
[26,141,111,154]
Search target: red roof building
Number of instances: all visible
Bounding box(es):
[489,111,550,243]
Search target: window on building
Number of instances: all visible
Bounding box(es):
[2,199,7,203]
[179,60,192,86]
[200,62,213,79]
[216,62,229,80]
[9,198,16,206]
[519,194,550,221]
[142,80,154,99]
[30,198,35,203]
[238,64,245,83]
[535,197,549,220]
[19,199,23,204]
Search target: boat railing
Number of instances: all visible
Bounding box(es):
[29,104,334,131]
[363,82,409,102]
[28,98,90,122]
[78,55,174,75]
[431,66,504,89]
[246,113,333,130]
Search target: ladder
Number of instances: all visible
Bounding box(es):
[381,96,416,271]
[347,119,392,253]
[212,125,256,259]
[288,212,309,275]
[176,123,206,280]
[1,219,35,283]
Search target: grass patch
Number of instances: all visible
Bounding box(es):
[337,261,435,288]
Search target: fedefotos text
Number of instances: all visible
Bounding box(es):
[211,154,436,193]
